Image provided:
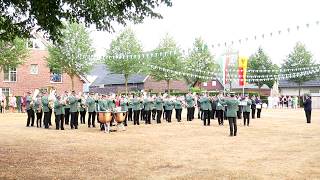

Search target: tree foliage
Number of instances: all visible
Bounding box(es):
[282,42,315,97]
[248,48,278,92]
[183,38,216,88]
[0,0,172,42]
[0,37,29,71]
[149,34,182,93]
[104,28,143,95]
[47,23,95,90]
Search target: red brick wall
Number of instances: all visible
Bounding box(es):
[143,76,188,92]
[0,49,84,96]
[199,80,224,91]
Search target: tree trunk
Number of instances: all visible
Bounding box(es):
[258,86,261,96]
[124,74,129,96]
[70,75,75,91]
[298,83,301,107]
[166,80,170,95]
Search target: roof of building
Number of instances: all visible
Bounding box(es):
[218,79,270,90]
[89,64,148,86]
[278,79,320,88]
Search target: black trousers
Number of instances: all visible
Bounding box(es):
[175,109,182,122]
[224,109,228,120]
[141,109,145,121]
[216,110,224,125]
[228,117,237,136]
[257,109,262,118]
[152,109,156,120]
[133,110,140,125]
[198,108,201,119]
[80,110,86,124]
[156,110,162,123]
[163,106,166,119]
[252,109,256,119]
[211,109,216,119]
[305,110,311,123]
[44,112,50,129]
[55,114,64,130]
[26,109,35,126]
[187,107,193,121]
[166,110,172,122]
[243,112,250,126]
[145,110,151,124]
[70,112,78,129]
[191,107,195,119]
[128,108,133,121]
[64,108,70,125]
[203,110,210,126]
[88,112,96,127]
[237,111,242,119]
[36,110,42,127]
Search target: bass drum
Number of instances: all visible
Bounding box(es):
[114,111,127,123]
[97,111,113,124]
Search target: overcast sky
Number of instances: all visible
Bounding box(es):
[90,0,320,65]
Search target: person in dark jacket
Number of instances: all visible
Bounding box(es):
[303,95,312,123]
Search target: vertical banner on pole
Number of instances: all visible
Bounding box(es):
[238,56,248,86]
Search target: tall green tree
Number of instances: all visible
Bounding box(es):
[0,37,29,71]
[105,28,143,95]
[47,23,95,90]
[0,0,172,42]
[248,48,278,95]
[149,34,182,94]
[282,42,315,98]
[183,38,216,88]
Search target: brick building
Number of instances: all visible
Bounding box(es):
[0,35,87,97]
[89,64,188,94]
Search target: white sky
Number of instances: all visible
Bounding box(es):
[90,0,320,65]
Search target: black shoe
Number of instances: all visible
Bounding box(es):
[61,128,64,130]
[75,126,78,129]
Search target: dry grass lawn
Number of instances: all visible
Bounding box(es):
[0,108,320,180]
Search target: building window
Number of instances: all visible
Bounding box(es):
[50,70,62,83]
[309,89,320,94]
[30,64,38,74]
[3,67,17,82]
[0,88,10,97]
[203,82,207,87]
[212,81,217,87]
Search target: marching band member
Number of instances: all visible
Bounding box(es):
[216,94,224,126]
[185,92,194,121]
[127,94,133,121]
[68,90,79,129]
[303,95,312,123]
[26,91,35,127]
[132,93,141,125]
[63,91,71,125]
[79,93,87,124]
[86,92,96,128]
[120,96,128,126]
[41,90,50,129]
[237,95,243,119]
[199,93,211,126]
[143,94,153,124]
[242,94,252,126]
[155,93,164,124]
[140,94,145,121]
[251,95,257,119]
[174,96,183,122]
[164,95,174,123]
[54,95,64,130]
[256,96,262,118]
[220,92,240,137]
[35,94,43,128]
[210,95,217,119]
[151,95,157,121]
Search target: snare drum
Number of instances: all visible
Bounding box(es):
[97,111,113,124]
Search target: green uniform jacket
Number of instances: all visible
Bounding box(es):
[120,101,128,111]
[144,98,153,111]
[185,95,194,108]
[54,100,63,115]
[220,99,240,118]
[68,96,79,113]
[34,100,41,112]
[128,100,133,109]
[131,98,141,111]
[199,97,211,111]
[216,99,224,111]
[174,100,182,109]
[86,97,96,112]
[155,97,163,110]
[108,100,115,109]
[41,96,49,113]
[242,100,252,112]
[26,96,33,110]
[97,99,109,111]
[164,100,174,111]
[63,95,70,109]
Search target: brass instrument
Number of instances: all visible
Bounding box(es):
[48,89,56,109]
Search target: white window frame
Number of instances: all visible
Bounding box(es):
[3,67,17,82]
[212,80,217,87]
[50,72,63,83]
[30,64,39,75]
[203,82,208,87]
[0,87,10,97]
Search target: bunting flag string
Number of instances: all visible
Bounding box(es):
[104,50,178,60]
[211,20,320,48]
